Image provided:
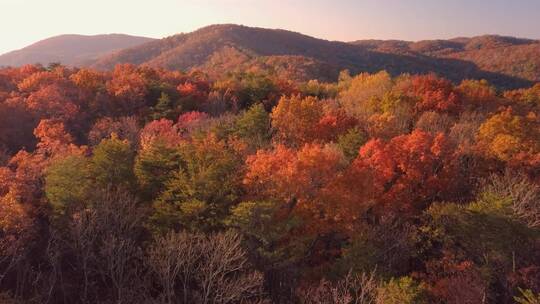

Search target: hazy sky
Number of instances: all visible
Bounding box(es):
[1,0,540,55]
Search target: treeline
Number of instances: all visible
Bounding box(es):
[0,64,540,303]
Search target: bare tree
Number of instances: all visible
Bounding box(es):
[197,231,264,304]
[147,231,265,304]
[482,170,540,228]
[298,271,378,304]
[66,188,147,303]
[416,111,454,135]
[148,232,202,304]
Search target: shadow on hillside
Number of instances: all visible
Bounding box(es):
[352,49,534,89]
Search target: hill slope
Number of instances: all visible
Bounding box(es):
[4,25,538,88]
[0,34,155,67]
[92,25,539,88]
[94,25,479,82]
[353,35,540,84]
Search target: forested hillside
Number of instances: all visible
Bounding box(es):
[0,63,539,303]
[0,34,154,67]
[91,25,539,88]
[354,35,540,84]
[2,25,539,90]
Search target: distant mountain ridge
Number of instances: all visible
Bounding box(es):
[2,25,539,88]
[92,25,539,88]
[352,35,540,85]
[0,34,155,67]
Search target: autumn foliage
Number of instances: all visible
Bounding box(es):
[0,64,539,303]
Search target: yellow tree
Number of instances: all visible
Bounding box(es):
[271,95,323,146]
[476,107,540,162]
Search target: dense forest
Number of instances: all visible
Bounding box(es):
[0,63,540,303]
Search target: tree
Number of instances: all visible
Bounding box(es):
[457,79,497,107]
[33,119,78,157]
[297,271,378,304]
[376,277,428,304]
[415,111,454,135]
[481,170,540,228]
[213,72,279,110]
[151,92,181,120]
[271,95,323,146]
[401,74,461,115]
[504,83,540,106]
[0,100,36,154]
[177,111,209,137]
[315,106,358,143]
[421,255,486,304]
[88,116,140,146]
[106,64,148,115]
[135,140,181,200]
[152,133,243,232]
[139,119,182,150]
[234,103,272,150]
[419,198,540,302]
[26,83,79,122]
[476,107,540,162]
[70,68,106,92]
[147,231,264,304]
[244,143,373,236]
[91,135,135,189]
[339,71,393,120]
[45,155,92,216]
[337,127,367,162]
[353,130,457,215]
[66,188,147,303]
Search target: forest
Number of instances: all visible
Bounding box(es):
[0,63,539,303]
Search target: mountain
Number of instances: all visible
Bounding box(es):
[92,24,375,81]
[0,34,155,67]
[93,24,475,82]
[91,25,539,88]
[352,35,540,85]
[4,25,539,88]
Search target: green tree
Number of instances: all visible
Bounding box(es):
[151,92,180,120]
[237,73,278,109]
[45,155,92,215]
[91,135,135,189]
[134,140,181,200]
[418,195,540,301]
[152,134,243,232]
[337,127,367,162]
[234,103,272,150]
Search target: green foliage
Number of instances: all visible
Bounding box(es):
[134,141,181,200]
[201,114,239,141]
[234,103,272,150]
[150,92,180,120]
[227,200,303,257]
[337,127,367,162]
[91,135,136,189]
[299,79,338,99]
[418,193,540,296]
[377,277,428,304]
[152,134,243,232]
[215,72,279,109]
[236,73,278,108]
[45,155,92,215]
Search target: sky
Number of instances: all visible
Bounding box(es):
[1,0,540,55]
